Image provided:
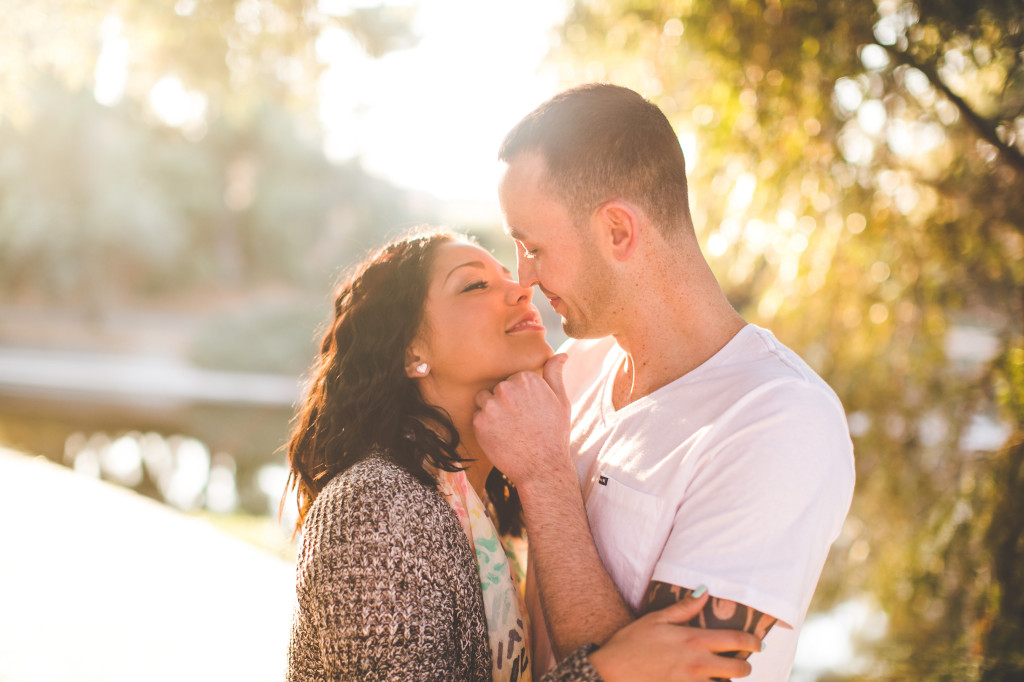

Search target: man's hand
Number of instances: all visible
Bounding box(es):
[588,589,762,682]
[477,352,637,659]
[473,353,572,490]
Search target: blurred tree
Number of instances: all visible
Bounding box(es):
[0,1,437,525]
[0,78,427,305]
[550,0,1023,678]
[0,0,429,306]
[0,0,418,123]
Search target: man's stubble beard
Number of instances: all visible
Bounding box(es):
[560,253,617,340]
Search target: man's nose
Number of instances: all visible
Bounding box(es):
[516,252,538,288]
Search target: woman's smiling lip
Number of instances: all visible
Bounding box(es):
[506,311,545,333]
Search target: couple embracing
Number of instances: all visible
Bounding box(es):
[283,84,855,682]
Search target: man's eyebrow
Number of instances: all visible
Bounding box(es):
[444,261,486,284]
[505,226,527,241]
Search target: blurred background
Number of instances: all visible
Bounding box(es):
[0,0,1021,680]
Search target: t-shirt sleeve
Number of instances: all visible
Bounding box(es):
[295,474,467,680]
[650,383,855,627]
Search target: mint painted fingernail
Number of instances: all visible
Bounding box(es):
[692,585,707,598]
[761,641,767,652]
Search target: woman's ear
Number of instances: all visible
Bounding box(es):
[404,346,430,378]
[593,201,639,262]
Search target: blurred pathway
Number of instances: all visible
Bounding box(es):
[0,448,295,682]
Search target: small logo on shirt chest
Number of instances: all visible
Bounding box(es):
[598,475,608,486]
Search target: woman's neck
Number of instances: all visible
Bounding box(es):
[456,425,493,502]
[422,381,494,500]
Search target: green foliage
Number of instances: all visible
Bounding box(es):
[0,0,430,309]
[552,0,1024,677]
[0,79,426,305]
[0,0,418,123]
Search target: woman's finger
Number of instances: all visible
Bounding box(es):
[692,654,753,680]
[648,586,710,624]
[693,628,763,655]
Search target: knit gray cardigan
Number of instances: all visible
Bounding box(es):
[286,455,603,682]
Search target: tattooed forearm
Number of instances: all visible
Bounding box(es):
[640,580,777,661]
[643,581,702,625]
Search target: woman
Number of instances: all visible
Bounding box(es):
[282,227,759,681]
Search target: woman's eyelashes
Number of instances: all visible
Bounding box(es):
[461,279,489,293]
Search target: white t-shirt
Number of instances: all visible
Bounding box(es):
[562,324,855,682]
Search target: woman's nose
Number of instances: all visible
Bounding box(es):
[506,280,532,305]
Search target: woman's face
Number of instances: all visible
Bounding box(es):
[411,241,553,389]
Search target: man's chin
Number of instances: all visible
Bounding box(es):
[561,319,602,340]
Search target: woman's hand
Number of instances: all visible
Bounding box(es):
[587,589,763,682]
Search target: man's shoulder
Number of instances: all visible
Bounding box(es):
[703,325,843,406]
[701,331,855,489]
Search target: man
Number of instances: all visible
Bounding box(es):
[474,84,855,682]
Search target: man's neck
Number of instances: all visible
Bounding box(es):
[608,258,746,409]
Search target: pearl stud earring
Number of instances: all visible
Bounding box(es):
[415,362,429,375]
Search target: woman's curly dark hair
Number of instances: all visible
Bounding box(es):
[281,226,522,536]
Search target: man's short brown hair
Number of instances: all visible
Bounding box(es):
[499,83,692,235]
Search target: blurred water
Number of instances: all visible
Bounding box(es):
[60,427,296,530]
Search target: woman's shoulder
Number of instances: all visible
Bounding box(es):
[303,453,452,545]
[294,452,477,603]
[318,453,428,502]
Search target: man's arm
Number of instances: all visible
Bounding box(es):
[542,591,762,682]
[518,462,775,662]
[515,455,637,658]
[474,356,635,658]
[526,554,555,679]
[641,581,777,660]
[475,356,771,665]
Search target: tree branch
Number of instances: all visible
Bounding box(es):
[883,43,1024,178]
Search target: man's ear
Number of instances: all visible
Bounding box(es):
[593,201,640,262]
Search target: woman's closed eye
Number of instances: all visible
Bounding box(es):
[461,279,489,292]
